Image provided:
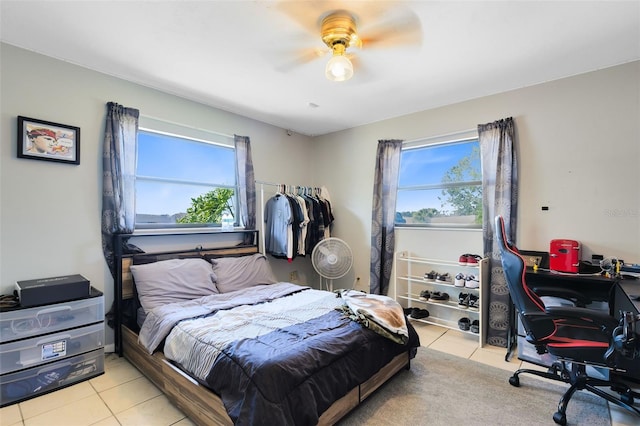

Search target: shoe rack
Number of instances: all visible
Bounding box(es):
[394,252,489,346]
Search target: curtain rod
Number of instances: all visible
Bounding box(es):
[139,113,234,139]
[403,127,477,145]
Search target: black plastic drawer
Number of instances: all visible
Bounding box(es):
[0,348,104,407]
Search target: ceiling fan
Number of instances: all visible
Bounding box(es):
[277,2,422,82]
[321,11,360,82]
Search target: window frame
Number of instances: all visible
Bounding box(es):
[396,132,482,229]
[134,123,238,231]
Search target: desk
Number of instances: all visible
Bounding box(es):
[505,270,618,362]
[613,279,640,316]
[504,270,640,380]
[611,279,640,380]
[525,270,616,303]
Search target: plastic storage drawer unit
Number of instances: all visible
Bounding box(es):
[0,289,103,343]
[0,348,104,407]
[0,322,104,375]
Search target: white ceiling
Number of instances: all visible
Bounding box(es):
[2,1,639,136]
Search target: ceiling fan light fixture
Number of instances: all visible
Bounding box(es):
[325,54,353,82]
[321,12,357,82]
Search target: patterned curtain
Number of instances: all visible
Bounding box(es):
[479,117,518,347]
[101,102,139,277]
[370,139,403,295]
[234,135,256,244]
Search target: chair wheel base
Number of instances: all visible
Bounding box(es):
[553,411,567,425]
[621,393,634,405]
[509,375,520,387]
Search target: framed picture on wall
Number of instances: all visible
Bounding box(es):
[17,116,80,165]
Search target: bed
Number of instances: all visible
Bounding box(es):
[112,230,419,425]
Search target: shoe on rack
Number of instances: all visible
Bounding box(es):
[419,290,431,301]
[470,320,480,333]
[424,270,437,282]
[466,255,481,266]
[454,273,466,287]
[403,307,414,316]
[465,275,480,289]
[458,293,469,309]
[468,294,479,310]
[411,308,430,319]
[458,254,471,265]
[458,317,471,331]
[430,291,449,302]
[435,273,451,284]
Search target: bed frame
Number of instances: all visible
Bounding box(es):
[113,230,411,425]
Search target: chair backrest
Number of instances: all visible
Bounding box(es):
[494,215,546,318]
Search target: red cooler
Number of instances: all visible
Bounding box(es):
[549,239,580,273]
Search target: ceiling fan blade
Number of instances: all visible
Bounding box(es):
[276,46,329,72]
[358,8,422,49]
[276,1,331,35]
[276,0,395,37]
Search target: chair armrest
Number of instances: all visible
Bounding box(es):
[531,286,591,307]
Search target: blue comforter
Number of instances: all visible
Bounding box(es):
[206,309,418,425]
[145,284,419,425]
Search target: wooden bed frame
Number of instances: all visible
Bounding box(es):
[113,230,411,425]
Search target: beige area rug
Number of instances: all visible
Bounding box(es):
[336,347,610,426]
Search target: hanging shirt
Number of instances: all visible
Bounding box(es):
[295,194,310,256]
[264,194,291,258]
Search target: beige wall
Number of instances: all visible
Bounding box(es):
[312,61,640,293]
[0,44,318,349]
[2,43,639,346]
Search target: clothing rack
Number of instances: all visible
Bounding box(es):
[255,180,326,256]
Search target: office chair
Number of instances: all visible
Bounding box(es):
[494,215,640,425]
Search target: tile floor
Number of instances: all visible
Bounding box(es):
[1,324,638,425]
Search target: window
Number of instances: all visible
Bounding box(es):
[396,134,482,228]
[135,120,237,229]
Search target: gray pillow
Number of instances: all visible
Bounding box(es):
[210,253,277,293]
[130,258,218,312]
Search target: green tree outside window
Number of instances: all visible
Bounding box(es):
[177,188,234,224]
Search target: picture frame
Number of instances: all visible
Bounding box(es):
[17,116,80,165]
[519,250,549,270]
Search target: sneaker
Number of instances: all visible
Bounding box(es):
[430,291,449,302]
[410,308,430,319]
[458,293,469,308]
[466,255,481,266]
[465,275,480,288]
[419,290,431,301]
[435,273,451,284]
[458,254,470,265]
[403,307,413,316]
[458,317,471,331]
[470,320,480,333]
[423,270,437,282]
[468,294,479,310]
[454,273,466,287]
